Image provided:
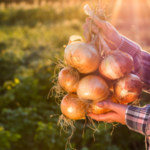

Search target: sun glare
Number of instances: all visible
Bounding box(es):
[110,0,122,25]
[146,0,150,9]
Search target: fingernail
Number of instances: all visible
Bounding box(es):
[97,102,104,107]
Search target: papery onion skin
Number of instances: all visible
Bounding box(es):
[114,73,143,104]
[64,42,100,74]
[88,94,119,115]
[99,50,133,80]
[77,75,110,103]
[58,67,80,93]
[61,94,86,120]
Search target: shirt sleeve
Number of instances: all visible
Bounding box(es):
[118,36,150,87]
[125,105,150,136]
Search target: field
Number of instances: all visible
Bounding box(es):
[0,0,150,150]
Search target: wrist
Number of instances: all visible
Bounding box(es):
[105,31,122,50]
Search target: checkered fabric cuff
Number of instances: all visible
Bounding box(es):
[118,36,141,57]
[126,105,150,135]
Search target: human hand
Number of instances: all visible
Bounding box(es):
[83,17,122,50]
[88,100,128,125]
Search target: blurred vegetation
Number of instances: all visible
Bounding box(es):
[0,4,149,150]
[0,0,74,7]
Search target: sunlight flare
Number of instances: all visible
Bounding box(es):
[110,0,122,25]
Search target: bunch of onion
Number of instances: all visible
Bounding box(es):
[64,35,100,74]
[88,94,119,115]
[59,75,110,120]
[58,67,80,93]
[114,73,143,104]
[77,75,110,104]
[53,4,141,150]
[58,74,110,128]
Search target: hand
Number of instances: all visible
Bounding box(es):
[83,17,122,50]
[88,100,128,125]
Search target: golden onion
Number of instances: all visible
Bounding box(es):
[61,94,86,120]
[88,94,119,115]
[114,73,143,104]
[64,39,100,74]
[77,75,110,103]
[99,50,133,80]
[58,67,80,93]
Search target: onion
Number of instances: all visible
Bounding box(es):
[58,67,80,93]
[61,94,87,120]
[77,75,110,103]
[114,73,143,104]
[99,50,133,80]
[88,94,119,115]
[64,36,100,74]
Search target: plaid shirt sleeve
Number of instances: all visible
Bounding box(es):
[118,36,150,150]
[126,105,150,150]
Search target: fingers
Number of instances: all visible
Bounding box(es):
[84,18,99,34]
[91,24,99,34]
[83,17,122,49]
[97,101,127,116]
[86,16,109,31]
[83,23,88,34]
[88,112,116,123]
[83,18,99,43]
[88,112,126,125]
[83,22,91,43]
[91,16,107,30]
[89,16,121,41]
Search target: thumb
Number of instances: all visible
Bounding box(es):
[92,16,106,29]
[92,16,120,39]
[97,101,127,115]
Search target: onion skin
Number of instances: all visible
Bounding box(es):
[77,75,110,103]
[88,94,119,115]
[99,50,133,80]
[64,41,100,74]
[61,94,86,120]
[58,67,80,93]
[114,73,143,104]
